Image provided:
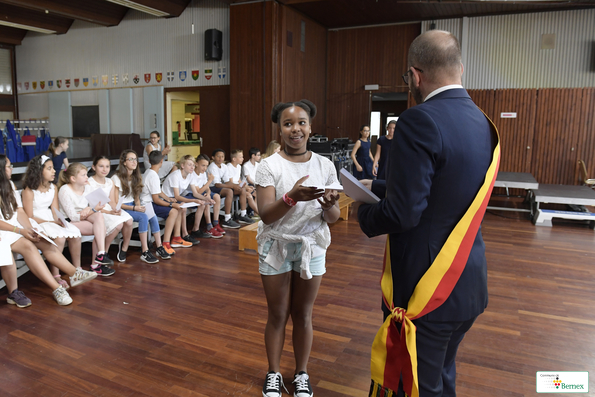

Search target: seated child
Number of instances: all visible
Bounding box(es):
[183,153,223,239]
[162,155,205,246]
[207,149,253,227]
[140,151,187,254]
[242,147,261,186]
[227,149,258,217]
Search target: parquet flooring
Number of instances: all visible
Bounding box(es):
[1,212,594,396]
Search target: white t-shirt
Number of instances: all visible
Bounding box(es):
[111,175,135,203]
[140,169,162,204]
[207,162,230,187]
[227,163,242,184]
[243,161,259,183]
[181,172,207,196]
[162,170,193,198]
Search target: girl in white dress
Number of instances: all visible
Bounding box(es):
[22,155,96,290]
[145,131,177,179]
[1,155,92,306]
[88,156,132,262]
[58,163,116,277]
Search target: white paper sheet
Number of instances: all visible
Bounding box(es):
[340,169,380,204]
[85,188,110,209]
[180,202,199,208]
[144,202,156,219]
[29,220,59,247]
[115,196,126,211]
[304,182,344,191]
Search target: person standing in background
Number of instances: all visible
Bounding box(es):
[372,121,396,180]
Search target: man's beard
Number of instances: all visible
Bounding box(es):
[410,84,423,105]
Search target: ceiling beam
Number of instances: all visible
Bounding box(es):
[277,0,326,4]
[0,25,28,45]
[0,0,128,27]
[0,3,73,34]
[127,0,191,17]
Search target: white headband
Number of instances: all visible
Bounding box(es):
[41,155,50,164]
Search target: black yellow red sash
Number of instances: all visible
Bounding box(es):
[369,115,500,397]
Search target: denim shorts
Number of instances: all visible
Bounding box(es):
[259,240,326,276]
[124,202,159,234]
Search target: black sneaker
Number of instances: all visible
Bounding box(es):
[221,218,240,229]
[191,229,211,239]
[156,246,171,260]
[263,371,288,397]
[237,215,255,225]
[182,235,200,246]
[6,289,32,308]
[140,250,159,264]
[292,372,313,397]
[117,241,127,262]
[95,253,114,266]
[91,264,115,277]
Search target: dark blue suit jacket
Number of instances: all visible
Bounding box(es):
[359,88,494,322]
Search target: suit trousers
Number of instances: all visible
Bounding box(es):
[393,316,477,397]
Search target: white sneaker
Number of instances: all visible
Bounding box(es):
[53,286,73,306]
[69,267,98,288]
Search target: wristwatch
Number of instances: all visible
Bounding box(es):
[169,202,173,208]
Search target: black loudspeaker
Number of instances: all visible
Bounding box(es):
[205,29,222,61]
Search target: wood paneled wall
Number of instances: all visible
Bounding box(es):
[326,24,420,141]
[469,88,595,185]
[230,2,327,153]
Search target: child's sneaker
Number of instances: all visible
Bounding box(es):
[292,372,313,397]
[52,286,73,306]
[117,240,127,262]
[162,242,176,255]
[6,289,32,308]
[156,246,171,259]
[237,215,255,225]
[214,223,226,235]
[263,371,288,397]
[191,229,211,239]
[91,264,116,277]
[140,250,159,264]
[206,228,223,239]
[69,268,98,287]
[54,275,70,290]
[182,234,200,246]
[171,237,192,248]
[221,218,240,229]
[95,253,114,266]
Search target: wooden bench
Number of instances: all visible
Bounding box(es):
[238,222,259,251]
[338,195,355,221]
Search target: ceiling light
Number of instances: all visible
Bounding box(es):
[0,20,55,34]
[105,0,170,17]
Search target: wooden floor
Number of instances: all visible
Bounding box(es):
[1,211,594,396]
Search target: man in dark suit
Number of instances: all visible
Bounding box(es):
[357,30,498,397]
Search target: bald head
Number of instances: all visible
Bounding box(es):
[408,30,462,85]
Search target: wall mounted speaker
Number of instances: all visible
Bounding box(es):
[205,29,222,61]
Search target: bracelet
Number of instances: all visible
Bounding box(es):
[91,208,97,213]
[282,193,296,207]
[133,205,136,211]
[169,202,173,208]
[12,225,17,233]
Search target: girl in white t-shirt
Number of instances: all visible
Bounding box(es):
[256,100,340,397]
[89,156,131,261]
[144,130,177,179]
[113,150,167,262]
[0,155,82,306]
[58,163,115,276]
[22,155,97,291]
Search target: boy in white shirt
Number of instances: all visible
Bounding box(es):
[227,149,258,218]
[182,153,224,239]
[242,147,261,186]
[140,151,186,254]
[207,149,252,227]
[162,155,206,246]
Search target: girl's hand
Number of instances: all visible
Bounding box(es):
[137,206,146,213]
[372,162,378,176]
[356,164,363,172]
[172,203,182,210]
[21,228,40,242]
[94,203,106,212]
[112,209,122,216]
[80,207,93,219]
[287,176,325,203]
[318,190,340,210]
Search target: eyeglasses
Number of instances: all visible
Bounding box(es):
[401,66,424,85]
[127,158,138,162]
[5,164,13,169]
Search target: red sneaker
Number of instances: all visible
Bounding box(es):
[214,223,226,235]
[207,227,223,239]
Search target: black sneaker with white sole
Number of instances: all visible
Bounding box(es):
[221,218,240,229]
[95,253,114,266]
[155,246,171,260]
[292,372,313,397]
[263,371,288,397]
[91,264,115,277]
[182,235,200,246]
[117,241,127,262]
[237,215,255,224]
[140,250,159,264]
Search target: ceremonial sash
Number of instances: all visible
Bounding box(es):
[369,114,500,397]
